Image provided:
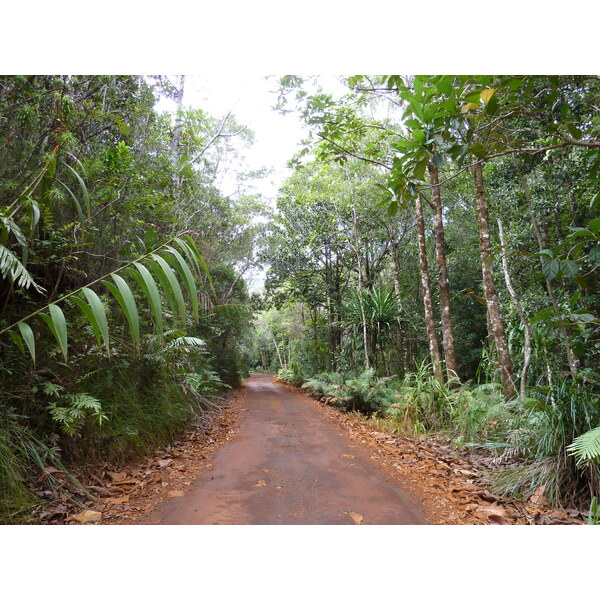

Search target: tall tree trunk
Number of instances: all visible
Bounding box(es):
[512,157,578,378]
[415,193,444,385]
[498,218,532,399]
[472,161,517,400]
[428,162,460,382]
[352,207,371,371]
[271,332,284,370]
[390,242,410,375]
[170,75,185,163]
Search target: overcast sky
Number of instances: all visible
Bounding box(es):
[156,74,348,202]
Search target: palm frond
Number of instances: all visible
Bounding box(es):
[568,426,600,466]
[0,244,45,293]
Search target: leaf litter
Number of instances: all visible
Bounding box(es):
[310,400,585,525]
[31,388,246,524]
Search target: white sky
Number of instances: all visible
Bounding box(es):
[156,74,348,201]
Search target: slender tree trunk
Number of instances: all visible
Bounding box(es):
[390,242,410,375]
[351,208,371,371]
[512,157,578,378]
[472,161,517,400]
[170,75,185,162]
[415,193,444,385]
[428,162,460,382]
[498,219,532,399]
[271,332,284,370]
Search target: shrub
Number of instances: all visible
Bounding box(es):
[276,367,304,386]
[490,380,600,507]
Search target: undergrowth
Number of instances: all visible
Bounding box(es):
[282,362,600,511]
[0,332,231,523]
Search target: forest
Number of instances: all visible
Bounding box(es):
[0,74,599,524]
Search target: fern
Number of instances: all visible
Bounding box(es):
[0,244,45,293]
[568,426,600,466]
[166,336,205,351]
[41,383,107,436]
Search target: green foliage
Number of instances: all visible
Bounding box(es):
[277,367,304,386]
[301,369,394,415]
[2,235,204,361]
[491,381,600,506]
[43,383,108,436]
[0,75,261,521]
[568,426,600,467]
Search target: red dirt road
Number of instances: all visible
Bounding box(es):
[153,373,428,524]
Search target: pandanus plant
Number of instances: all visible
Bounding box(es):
[344,286,398,365]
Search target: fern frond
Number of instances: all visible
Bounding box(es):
[0,244,45,293]
[567,426,600,466]
[165,336,205,350]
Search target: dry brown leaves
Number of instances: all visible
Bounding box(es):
[33,387,247,525]
[311,401,584,526]
[347,511,364,525]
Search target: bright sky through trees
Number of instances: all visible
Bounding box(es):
[156,75,348,201]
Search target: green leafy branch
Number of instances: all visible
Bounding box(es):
[1,233,213,363]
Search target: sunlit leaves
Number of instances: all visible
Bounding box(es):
[480,88,496,105]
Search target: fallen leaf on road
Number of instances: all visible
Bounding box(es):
[111,478,139,486]
[261,468,271,473]
[39,502,68,521]
[158,459,173,468]
[68,510,102,524]
[256,480,266,487]
[475,506,509,524]
[470,489,501,503]
[347,511,363,525]
[341,454,356,459]
[87,486,113,497]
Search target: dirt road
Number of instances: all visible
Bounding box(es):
[153,373,427,524]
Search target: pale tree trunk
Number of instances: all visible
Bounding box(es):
[512,157,578,379]
[271,332,284,370]
[352,207,371,371]
[498,219,532,399]
[472,161,517,400]
[428,162,460,382]
[390,242,410,374]
[415,193,444,385]
[170,75,185,163]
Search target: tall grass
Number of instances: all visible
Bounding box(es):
[491,380,600,507]
[0,406,72,523]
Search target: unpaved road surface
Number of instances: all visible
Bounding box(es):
[153,373,427,524]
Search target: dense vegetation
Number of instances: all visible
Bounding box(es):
[250,75,600,512]
[1,74,599,523]
[0,76,263,521]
